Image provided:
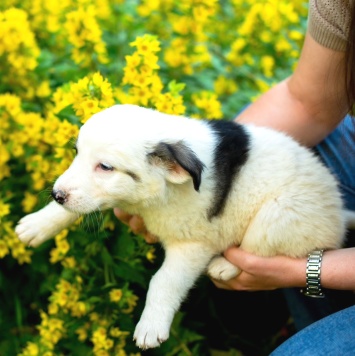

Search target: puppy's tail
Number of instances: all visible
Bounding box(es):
[344,210,355,230]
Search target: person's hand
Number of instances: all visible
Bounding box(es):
[212,246,306,291]
[113,208,159,244]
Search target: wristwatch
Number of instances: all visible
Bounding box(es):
[301,250,325,298]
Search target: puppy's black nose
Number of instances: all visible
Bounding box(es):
[52,189,67,205]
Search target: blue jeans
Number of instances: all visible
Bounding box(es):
[272,115,355,354]
[270,305,355,355]
[316,114,355,211]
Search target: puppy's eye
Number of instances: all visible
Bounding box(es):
[98,163,114,171]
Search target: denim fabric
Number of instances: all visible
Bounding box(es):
[270,305,355,356]
[315,114,355,211]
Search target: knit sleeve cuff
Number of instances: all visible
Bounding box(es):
[308,0,350,52]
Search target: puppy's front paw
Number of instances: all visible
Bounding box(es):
[133,318,169,349]
[15,212,56,247]
[207,256,240,281]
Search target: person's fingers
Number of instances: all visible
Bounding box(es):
[113,208,132,225]
[143,232,159,244]
[129,215,147,235]
[224,246,257,271]
[210,278,234,290]
[114,208,159,243]
[224,246,244,263]
[211,278,228,289]
[114,209,148,235]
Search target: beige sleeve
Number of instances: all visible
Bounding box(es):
[308,0,353,51]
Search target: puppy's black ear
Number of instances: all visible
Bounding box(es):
[149,141,204,191]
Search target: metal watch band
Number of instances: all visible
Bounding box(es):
[301,249,325,298]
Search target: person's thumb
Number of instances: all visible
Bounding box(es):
[224,246,252,268]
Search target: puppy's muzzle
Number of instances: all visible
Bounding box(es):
[52,189,68,205]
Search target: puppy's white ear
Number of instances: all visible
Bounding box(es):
[149,142,204,191]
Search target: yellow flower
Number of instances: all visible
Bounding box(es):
[71,301,87,317]
[92,72,104,87]
[214,76,238,96]
[61,256,76,269]
[254,79,272,94]
[122,67,139,86]
[122,293,138,314]
[124,53,141,68]
[129,87,152,106]
[64,6,108,67]
[130,35,161,54]
[76,275,83,285]
[36,81,51,97]
[18,342,39,356]
[90,312,100,322]
[131,74,153,88]
[48,303,59,316]
[0,201,10,218]
[154,92,185,115]
[3,223,32,264]
[50,230,70,263]
[0,8,40,81]
[137,0,161,16]
[76,326,88,342]
[54,119,79,147]
[109,289,123,303]
[260,55,275,78]
[92,326,108,349]
[289,30,303,41]
[94,351,110,356]
[22,192,38,213]
[114,88,137,105]
[150,75,164,95]
[65,72,114,123]
[0,240,9,259]
[78,99,100,122]
[142,52,160,70]
[192,91,223,119]
[42,352,55,356]
[172,15,192,35]
[260,31,272,43]
[109,327,123,338]
[37,312,65,349]
[146,248,156,262]
[276,38,292,52]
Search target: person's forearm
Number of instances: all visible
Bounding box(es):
[321,248,355,290]
[235,78,341,147]
[217,247,355,291]
[235,34,350,147]
[282,248,355,290]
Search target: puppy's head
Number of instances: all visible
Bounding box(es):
[52,105,204,214]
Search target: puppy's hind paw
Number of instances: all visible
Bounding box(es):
[207,256,240,281]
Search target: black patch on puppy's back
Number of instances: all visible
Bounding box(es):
[205,120,250,219]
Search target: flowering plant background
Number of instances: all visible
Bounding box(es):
[0,0,307,355]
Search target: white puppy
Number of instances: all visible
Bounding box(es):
[16,104,354,349]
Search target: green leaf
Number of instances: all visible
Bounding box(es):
[168,80,186,96]
[101,247,114,265]
[112,260,148,287]
[113,228,136,258]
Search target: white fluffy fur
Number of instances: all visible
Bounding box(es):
[16,104,355,349]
